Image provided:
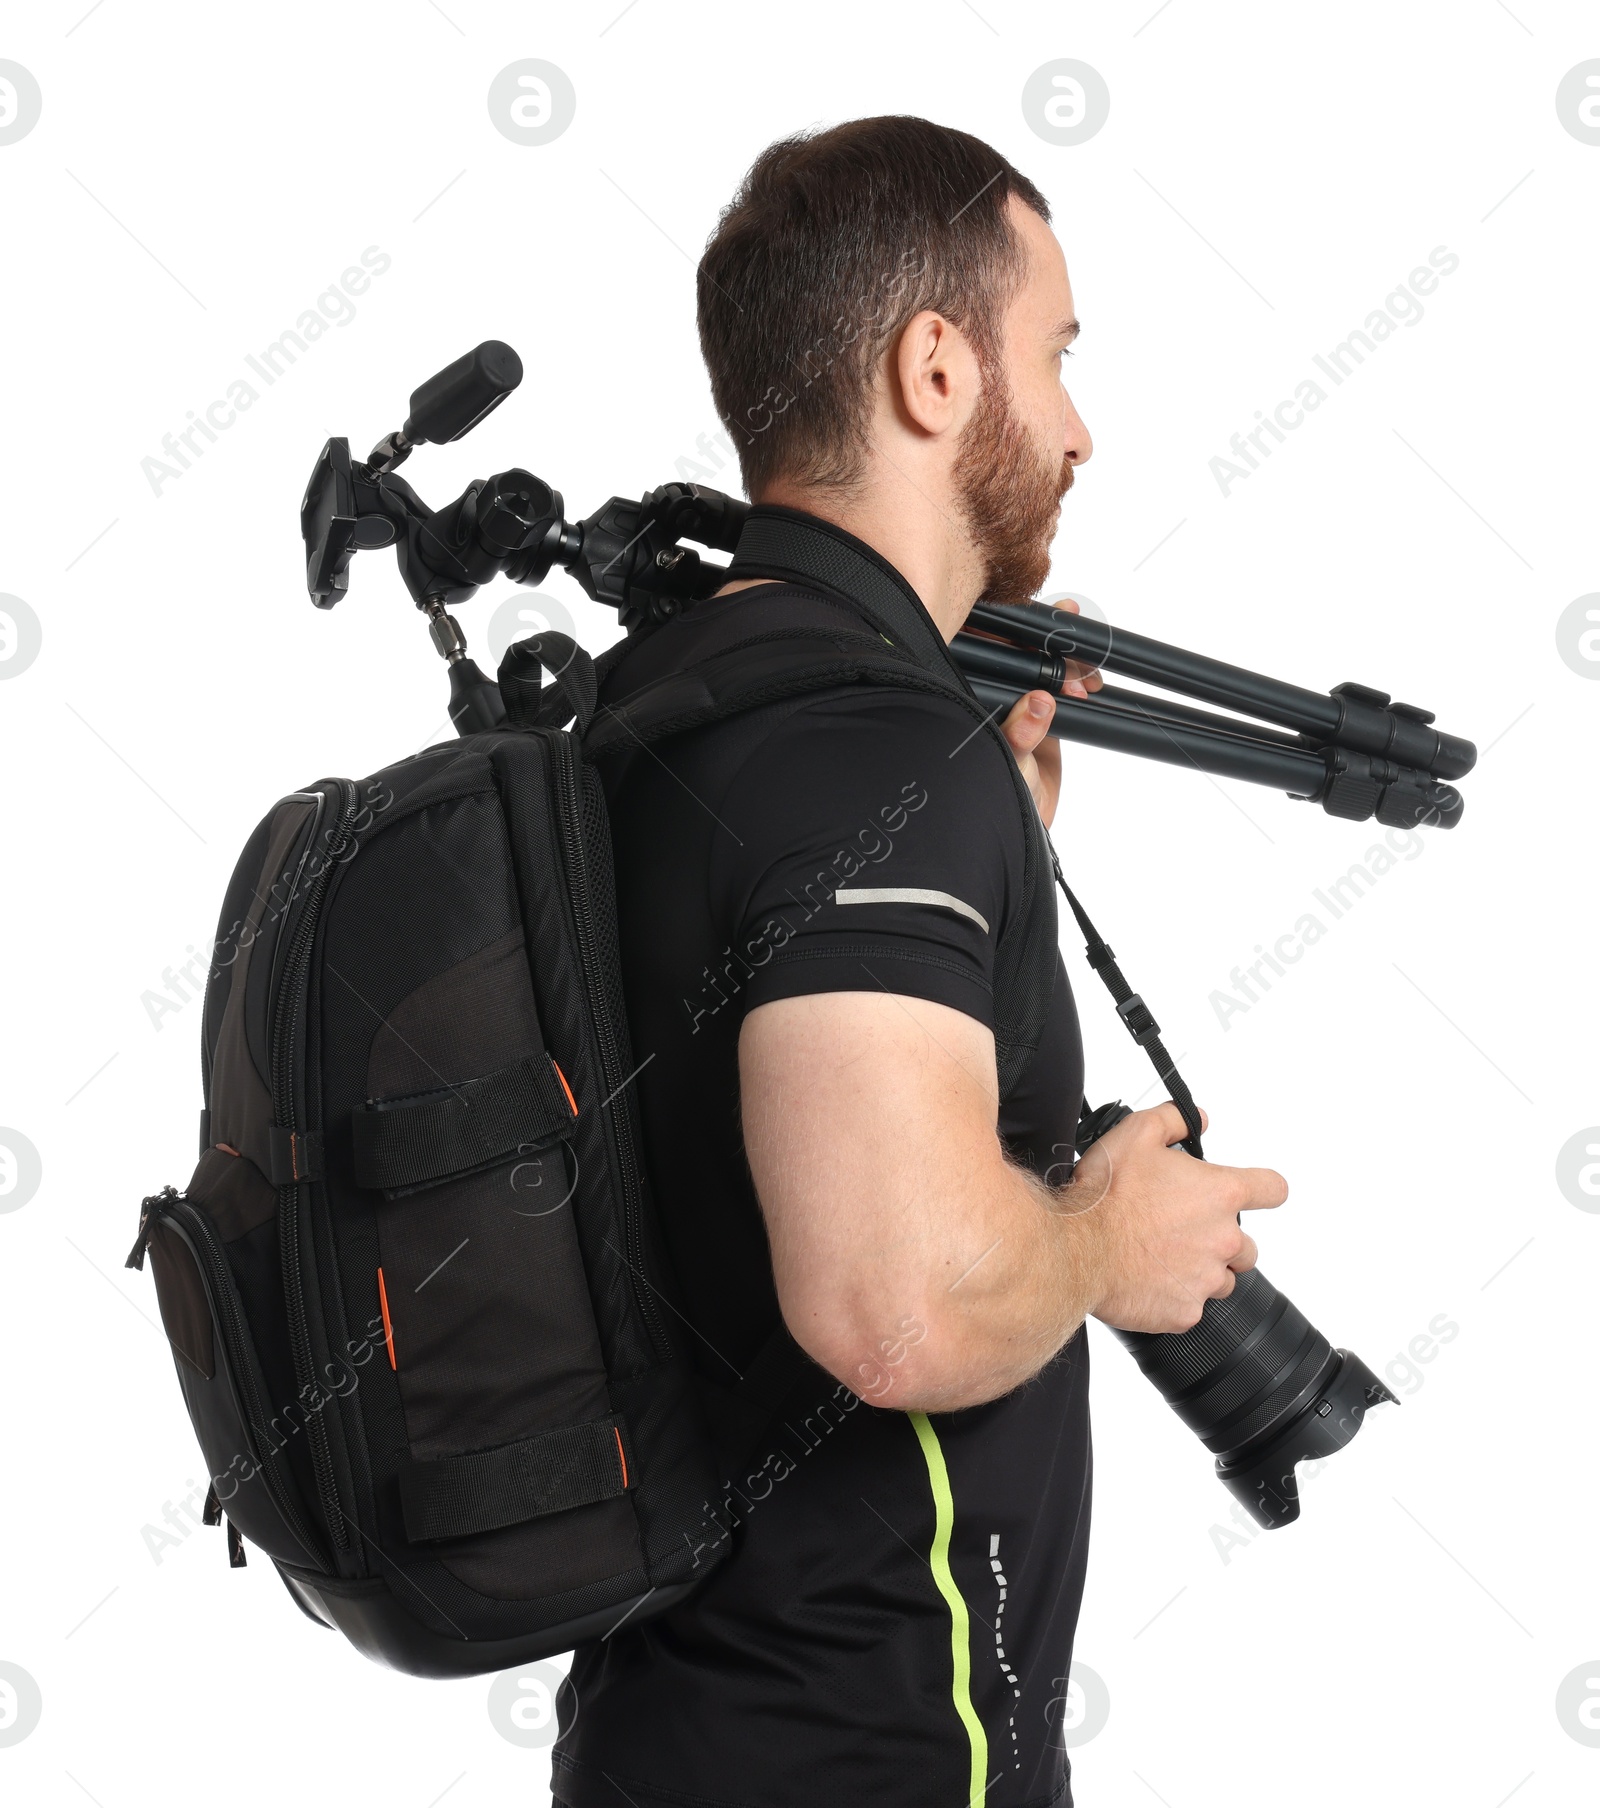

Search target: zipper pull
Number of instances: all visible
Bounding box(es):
[125,1185,181,1271]
[202,1483,223,1527]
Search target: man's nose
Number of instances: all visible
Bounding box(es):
[1064,393,1093,466]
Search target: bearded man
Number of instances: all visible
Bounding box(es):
[553,114,1284,1808]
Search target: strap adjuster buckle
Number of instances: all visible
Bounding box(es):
[1115,993,1160,1047]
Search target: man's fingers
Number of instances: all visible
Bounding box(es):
[1142,1100,1207,1146]
[1152,1102,1191,1147]
[1230,1231,1259,1273]
[1207,1266,1239,1300]
[1233,1166,1289,1210]
[1001,690,1057,757]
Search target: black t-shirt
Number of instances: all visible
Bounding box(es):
[554,587,1090,1808]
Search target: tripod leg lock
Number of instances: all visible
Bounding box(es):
[1317,748,1464,831]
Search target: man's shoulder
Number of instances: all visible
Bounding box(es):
[690,682,1019,819]
[679,584,1008,770]
[599,584,1027,845]
[598,582,974,725]
[598,583,884,707]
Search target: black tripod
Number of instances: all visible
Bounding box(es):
[956,599,1473,831]
[304,343,1474,833]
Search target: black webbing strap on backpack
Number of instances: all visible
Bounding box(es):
[396,1413,634,1543]
[1046,839,1205,1160]
[498,630,598,733]
[350,1053,576,1196]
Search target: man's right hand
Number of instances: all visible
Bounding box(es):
[1066,1102,1288,1336]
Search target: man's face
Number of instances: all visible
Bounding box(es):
[952,197,1092,603]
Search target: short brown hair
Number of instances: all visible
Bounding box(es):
[697,115,1050,498]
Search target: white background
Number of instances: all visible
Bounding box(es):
[1,2,1596,1803]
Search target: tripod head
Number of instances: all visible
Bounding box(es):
[303,338,744,626]
[301,343,1476,829]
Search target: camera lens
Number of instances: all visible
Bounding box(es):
[1114,1267,1397,1528]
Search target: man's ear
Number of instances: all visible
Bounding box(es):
[892,309,979,439]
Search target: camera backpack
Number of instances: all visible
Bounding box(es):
[125,563,1066,1679]
[127,682,723,1673]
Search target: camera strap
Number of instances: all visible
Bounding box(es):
[1047,838,1204,1160]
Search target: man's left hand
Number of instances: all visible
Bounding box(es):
[997,601,1101,828]
[1001,690,1063,827]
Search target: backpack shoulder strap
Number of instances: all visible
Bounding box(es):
[581,584,979,759]
[723,505,957,673]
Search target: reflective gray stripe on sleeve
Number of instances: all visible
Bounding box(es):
[833,887,990,935]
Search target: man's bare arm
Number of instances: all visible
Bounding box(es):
[739,991,1287,1412]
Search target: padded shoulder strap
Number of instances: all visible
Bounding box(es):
[587,629,971,757]
[582,582,980,758]
[724,505,959,675]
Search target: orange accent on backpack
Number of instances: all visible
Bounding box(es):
[377,1266,396,1370]
[552,1059,578,1117]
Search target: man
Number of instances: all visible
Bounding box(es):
[553,115,1286,1808]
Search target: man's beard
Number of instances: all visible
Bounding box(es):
[952,359,1075,604]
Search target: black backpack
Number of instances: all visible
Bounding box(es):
[127,689,735,1675]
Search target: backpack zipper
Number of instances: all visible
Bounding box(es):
[549,733,670,1360]
[270,778,359,1553]
[131,1188,331,1570]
